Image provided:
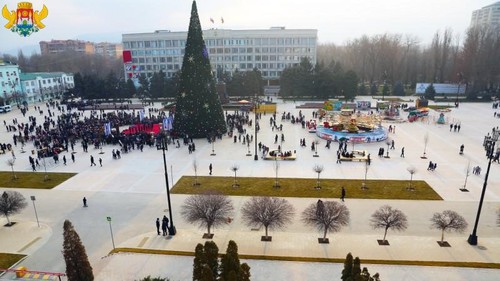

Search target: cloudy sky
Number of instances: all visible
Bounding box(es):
[0,0,496,55]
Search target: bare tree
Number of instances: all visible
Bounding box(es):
[241,196,295,241]
[192,159,200,186]
[0,191,27,226]
[181,192,233,238]
[312,165,324,189]
[302,200,350,243]
[230,164,240,187]
[6,159,17,180]
[430,210,468,244]
[407,167,416,191]
[370,205,408,245]
[273,158,280,188]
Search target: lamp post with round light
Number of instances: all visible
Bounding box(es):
[467,130,499,245]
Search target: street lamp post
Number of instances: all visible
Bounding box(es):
[160,137,176,235]
[254,95,259,161]
[210,133,216,156]
[467,130,499,245]
[385,140,391,158]
[30,196,40,227]
[106,216,115,249]
[456,72,463,106]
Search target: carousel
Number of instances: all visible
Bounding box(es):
[316,110,388,143]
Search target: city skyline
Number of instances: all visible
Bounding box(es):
[0,0,496,56]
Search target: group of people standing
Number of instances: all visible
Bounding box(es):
[155,216,170,236]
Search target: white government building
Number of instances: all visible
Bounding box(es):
[0,60,74,105]
[122,27,317,82]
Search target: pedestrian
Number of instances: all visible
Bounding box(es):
[83,197,87,207]
[400,147,405,158]
[450,124,453,131]
[390,140,395,149]
[99,157,102,167]
[209,163,213,175]
[341,187,346,202]
[162,215,168,236]
[336,150,341,164]
[90,155,96,166]
[460,144,464,155]
[63,155,67,165]
[457,124,461,132]
[71,153,75,163]
[156,218,161,235]
[31,162,36,171]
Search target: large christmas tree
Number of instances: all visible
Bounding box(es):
[173,1,227,138]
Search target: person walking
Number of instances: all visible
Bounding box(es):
[341,187,346,202]
[390,140,395,149]
[161,215,168,236]
[99,157,103,167]
[71,153,75,163]
[83,197,87,207]
[400,147,405,158]
[209,163,213,175]
[460,144,464,155]
[156,218,161,235]
[90,155,96,166]
[63,155,67,165]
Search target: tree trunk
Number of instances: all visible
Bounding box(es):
[6,214,11,225]
[441,229,444,242]
[383,227,388,241]
[265,225,268,237]
[323,227,328,239]
[207,223,211,235]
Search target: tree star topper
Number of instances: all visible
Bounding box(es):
[2,2,48,37]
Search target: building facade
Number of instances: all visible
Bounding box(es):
[470,1,500,29]
[95,42,124,58]
[20,72,74,103]
[40,39,96,55]
[0,60,22,104]
[122,27,317,81]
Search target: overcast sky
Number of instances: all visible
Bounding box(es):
[0,0,496,55]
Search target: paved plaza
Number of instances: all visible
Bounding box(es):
[0,97,499,280]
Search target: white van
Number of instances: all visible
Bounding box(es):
[0,105,12,113]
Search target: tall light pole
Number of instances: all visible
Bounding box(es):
[160,136,176,235]
[106,216,115,249]
[30,196,40,227]
[467,130,499,245]
[456,72,463,105]
[254,95,259,161]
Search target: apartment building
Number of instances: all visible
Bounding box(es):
[470,1,500,29]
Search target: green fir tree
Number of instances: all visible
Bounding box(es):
[193,243,206,281]
[200,265,215,281]
[62,220,94,281]
[204,241,219,279]
[240,263,251,281]
[173,0,227,138]
[341,253,353,281]
[219,240,241,281]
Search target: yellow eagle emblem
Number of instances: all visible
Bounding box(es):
[2,2,48,37]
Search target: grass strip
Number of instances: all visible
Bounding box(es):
[0,172,76,189]
[0,253,26,269]
[109,248,500,269]
[171,176,442,200]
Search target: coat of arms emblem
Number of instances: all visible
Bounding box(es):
[2,2,48,37]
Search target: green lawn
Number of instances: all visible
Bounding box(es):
[171,176,442,200]
[0,172,76,189]
[0,253,25,270]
